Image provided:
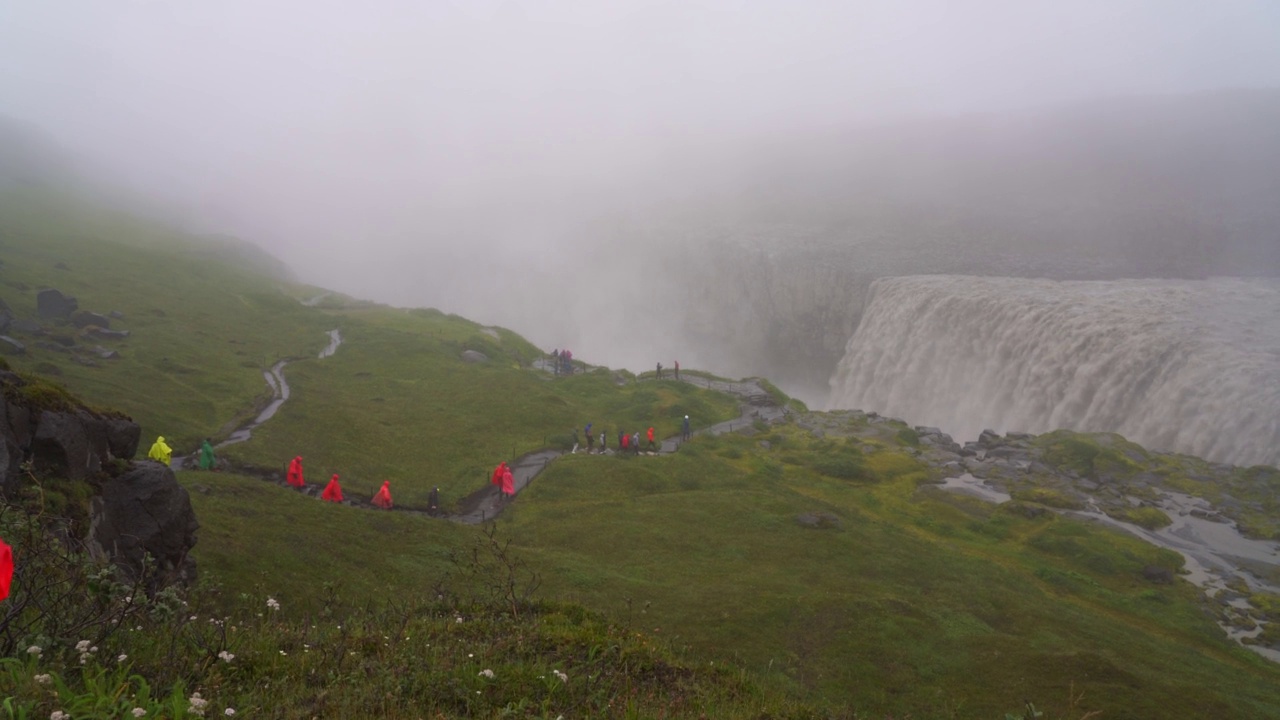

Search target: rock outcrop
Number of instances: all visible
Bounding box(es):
[0,369,193,586]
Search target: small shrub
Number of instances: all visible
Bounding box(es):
[896,427,921,447]
[1106,506,1172,530]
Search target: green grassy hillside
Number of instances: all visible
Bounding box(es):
[4,185,1280,718]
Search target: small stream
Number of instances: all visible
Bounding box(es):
[939,473,1280,662]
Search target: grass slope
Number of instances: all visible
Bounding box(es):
[5,186,1280,717]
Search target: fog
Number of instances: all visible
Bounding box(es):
[3,1,1280,399]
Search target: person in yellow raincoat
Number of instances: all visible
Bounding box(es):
[147,436,172,465]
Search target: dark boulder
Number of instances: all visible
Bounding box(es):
[88,462,199,585]
[978,429,1002,447]
[36,289,78,319]
[49,334,77,347]
[71,311,110,329]
[795,511,843,529]
[0,336,24,355]
[1141,565,1174,584]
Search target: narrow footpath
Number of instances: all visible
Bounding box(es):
[193,345,790,524]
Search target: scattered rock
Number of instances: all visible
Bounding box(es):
[49,334,76,347]
[71,310,111,329]
[978,429,1001,446]
[108,310,125,320]
[34,342,70,353]
[460,349,489,363]
[1142,565,1174,584]
[795,511,842,529]
[759,440,772,450]
[92,345,120,360]
[83,327,131,341]
[0,336,25,355]
[36,288,78,319]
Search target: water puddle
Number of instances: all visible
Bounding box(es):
[937,473,1012,504]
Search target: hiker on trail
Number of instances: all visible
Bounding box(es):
[147,436,172,465]
[428,487,440,515]
[682,415,690,441]
[631,431,641,455]
[287,456,305,487]
[572,428,580,453]
[501,466,515,498]
[647,426,656,451]
[585,423,594,451]
[656,362,662,379]
[372,480,393,509]
[563,349,573,374]
[491,462,507,487]
[674,360,680,380]
[321,474,343,502]
[599,428,607,452]
[197,438,216,470]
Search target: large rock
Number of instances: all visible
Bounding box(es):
[0,336,24,355]
[461,349,489,363]
[31,410,97,481]
[36,289,78,319]
[89,462,199,585]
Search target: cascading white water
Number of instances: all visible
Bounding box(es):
[827,276,1280,467]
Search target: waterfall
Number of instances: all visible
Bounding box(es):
[827,276,1280,467]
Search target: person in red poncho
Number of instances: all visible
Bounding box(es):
[321,474,343,502]
[0,537,12,602]
[501,466,515,498]
[647,426,656,451]
[372,480,393,509]
[491,462,507,488]
[287,456,305,487]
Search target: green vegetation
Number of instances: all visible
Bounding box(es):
[3,185,1280,717]
[1106,506,1173,530]
[1035,431,1144,480]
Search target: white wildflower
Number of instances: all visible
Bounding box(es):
[50,711,69,720]
[455,616,463,624]
[131,709,147,718]
[34,673,51,684]
[217,650,235,663]
[26,645,42,657]
[266,597,280,611]
[117,654,128,663]
[188,691,208,716]
[478,669,495,679]
[553,669,568,683]
[224,710,236,717]
[75,640,91,653]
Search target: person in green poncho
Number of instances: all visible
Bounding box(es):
[197,438,216,470]
[147,436,172,465]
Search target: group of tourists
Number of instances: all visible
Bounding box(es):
[579,416,690,455]
[147,436,217,470]
[549,348,574,375]
[286,456,396,508]
[655,360,680,380]
[491,461,516,498]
